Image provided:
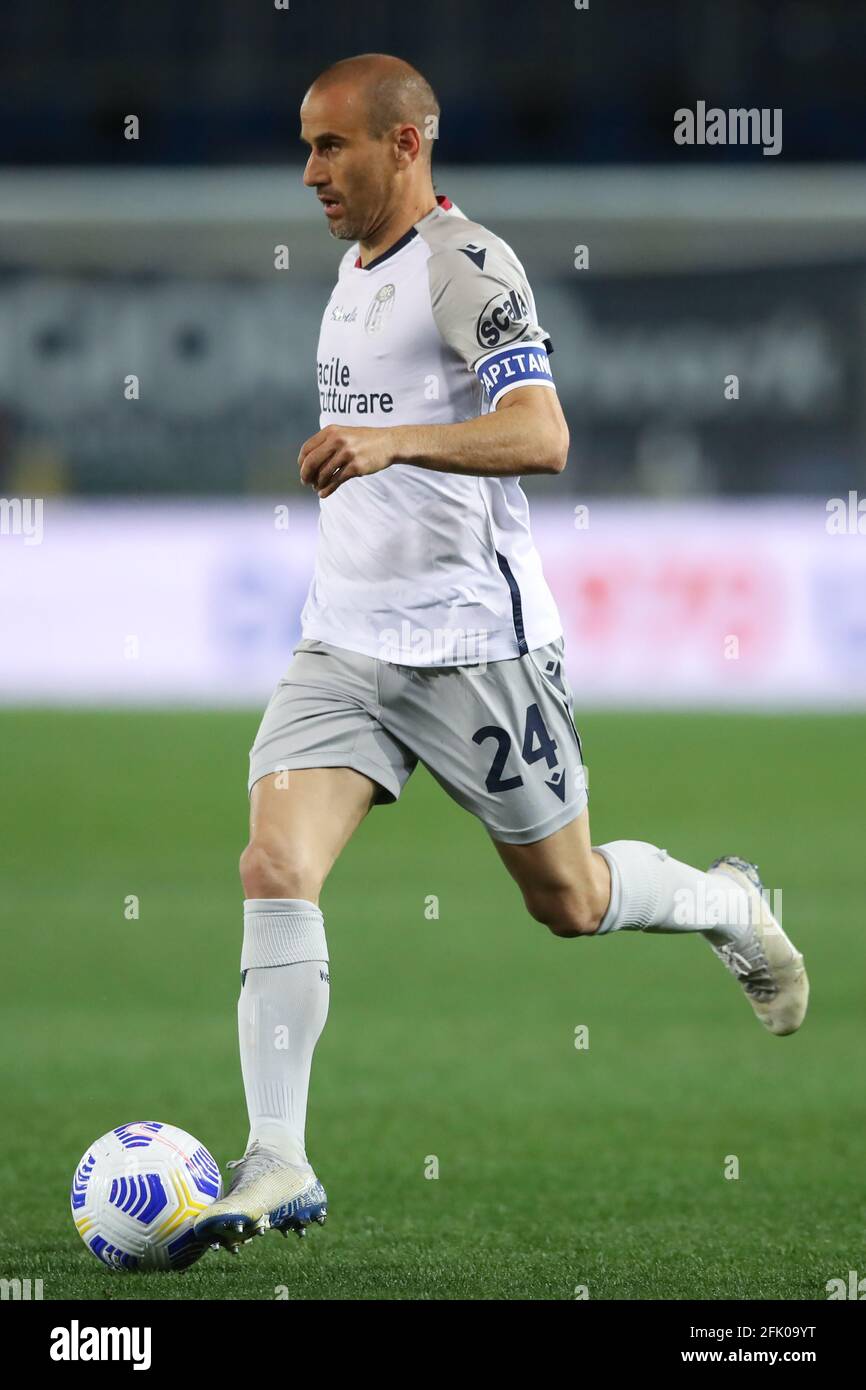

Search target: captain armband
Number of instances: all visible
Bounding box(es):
[474,342,556,409]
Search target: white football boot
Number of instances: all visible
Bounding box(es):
[706,856,809,1036]
[193,1142,327,1253]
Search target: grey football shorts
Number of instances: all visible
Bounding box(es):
[248,636,587,845]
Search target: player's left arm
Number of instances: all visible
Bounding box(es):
[298,384,568,498]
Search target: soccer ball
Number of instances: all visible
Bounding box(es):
[70,1121,222,1272]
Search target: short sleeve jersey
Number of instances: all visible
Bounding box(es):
[300,195,564,666]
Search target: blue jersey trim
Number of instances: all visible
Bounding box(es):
[495,550,528,657]
[355,226,418,271]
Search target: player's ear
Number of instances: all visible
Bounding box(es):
[394,123,421,165]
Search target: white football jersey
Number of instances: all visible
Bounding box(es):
[300,195,564,666]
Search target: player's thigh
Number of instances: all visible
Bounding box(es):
[491,806,610,936]
[242,637,416,902]
[241,766,377,903]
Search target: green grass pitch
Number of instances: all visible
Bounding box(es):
[1,709,863,1300]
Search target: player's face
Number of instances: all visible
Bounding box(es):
[301,85,399,242]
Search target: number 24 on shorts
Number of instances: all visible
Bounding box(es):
[472,702,560,793]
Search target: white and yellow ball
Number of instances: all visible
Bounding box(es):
[70,1121,222,1271]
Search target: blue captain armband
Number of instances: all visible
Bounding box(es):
[475,341,556,408]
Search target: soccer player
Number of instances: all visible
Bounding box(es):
[196,54,808,1252]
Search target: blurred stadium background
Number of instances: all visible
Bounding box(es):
[2,0,866,707]
[3,0,866,1302]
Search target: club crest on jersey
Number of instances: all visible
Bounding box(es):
[365,283,396,335]
[476,287,530,348]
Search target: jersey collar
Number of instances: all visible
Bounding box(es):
[354,224,417,272]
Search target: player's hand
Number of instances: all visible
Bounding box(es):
[298,424,399,499]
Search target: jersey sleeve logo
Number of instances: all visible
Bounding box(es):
[476,287,530,348]
[475,342,555,407]
[459,243,487,270]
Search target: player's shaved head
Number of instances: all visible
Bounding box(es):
[306,53,439,164]
[301,53,440,254]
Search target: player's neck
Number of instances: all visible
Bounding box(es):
[358,192,437,267]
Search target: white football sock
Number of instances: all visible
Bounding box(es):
[238,898,329,1169]
[594,841,753,947]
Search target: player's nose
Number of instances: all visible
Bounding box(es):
[303,152,326,188]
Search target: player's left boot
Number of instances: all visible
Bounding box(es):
[193,1142,327,1253]
[706,855,809,1036]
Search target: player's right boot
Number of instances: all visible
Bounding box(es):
[706,855,809,1036]
[193,1142,327,1253]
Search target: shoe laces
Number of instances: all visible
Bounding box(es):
[225,1141,281,1190]
[712,937,778,1002]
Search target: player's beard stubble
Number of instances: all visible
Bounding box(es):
[325,194,381,244]
[324,171,398,245]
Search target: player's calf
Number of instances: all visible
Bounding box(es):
[494,811,613,938]
[523,880,608,937]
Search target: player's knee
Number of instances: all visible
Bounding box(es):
[239,838,322,902]
[526,885,604,938]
